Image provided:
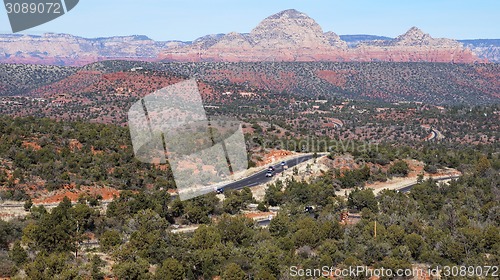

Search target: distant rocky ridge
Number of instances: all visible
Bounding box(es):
[0,9,498,65]
[0,33,184,66]
[345,36,500,63]
[459,39,500,63]
[365,27,463,47]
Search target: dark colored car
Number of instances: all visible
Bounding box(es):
[304,206,315,213]
[216,188,224,194]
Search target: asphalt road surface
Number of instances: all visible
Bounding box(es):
[398,175,460,193]
[221,154,316,191]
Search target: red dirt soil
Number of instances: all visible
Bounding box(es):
[22,141,42,151]
[256,150,294,167]
[316,70,357,87]
[32,185,120,204]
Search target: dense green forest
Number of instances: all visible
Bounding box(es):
[0,116,498,279]
[0,164,498,279]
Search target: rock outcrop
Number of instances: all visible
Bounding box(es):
[159,10,483,63]
[161,9,348,62]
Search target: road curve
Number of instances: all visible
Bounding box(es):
[221,154,317,191]
[398,175,460,193]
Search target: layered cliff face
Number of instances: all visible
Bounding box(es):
[0,33,179,65]
[392,27,462,47]
[161,9,348,62]
[159,10,482,63]
[0,9,492,65]
[350,27,479,63]
[160,10,347,61]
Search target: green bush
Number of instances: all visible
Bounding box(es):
[388,160,410,177]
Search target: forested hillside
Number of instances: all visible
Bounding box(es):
[1,61,499,105]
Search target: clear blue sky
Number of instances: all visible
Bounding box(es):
[1,0,498,40]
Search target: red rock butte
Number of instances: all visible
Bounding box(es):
[159,9,483,63]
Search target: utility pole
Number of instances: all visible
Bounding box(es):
[75,220,79,259]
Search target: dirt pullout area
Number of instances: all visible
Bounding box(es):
[336,159,461,196]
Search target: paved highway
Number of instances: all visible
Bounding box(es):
[397,175,460,193]
[221,154,317,191]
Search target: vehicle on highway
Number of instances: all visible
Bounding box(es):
[216,188,224,194]
[268,166,275,171]
[304,206,316,213]
[265,170,274,177]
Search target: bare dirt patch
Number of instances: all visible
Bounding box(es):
[255,150,294,167]
[22,141,42,151]
[33,185,120,204]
